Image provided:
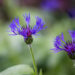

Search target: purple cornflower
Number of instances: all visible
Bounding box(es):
[41,0,61,11]
[67,8,75,18]
[51,31,75,59]
[9,13,47,44]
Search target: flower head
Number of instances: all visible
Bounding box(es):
[9,13,47,44]
[51,31,75,59]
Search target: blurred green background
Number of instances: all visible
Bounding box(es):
[0,0,75,75]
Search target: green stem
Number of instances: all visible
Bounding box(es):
[39,69,43,75]
[28,45,38,75]
[72,60,75,67]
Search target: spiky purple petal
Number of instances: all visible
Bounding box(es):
[23,13,30,26]
[69,30,75,42]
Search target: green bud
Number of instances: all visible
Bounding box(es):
[68,52,75,60]
[25,36,33,44]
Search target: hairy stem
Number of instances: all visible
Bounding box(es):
[28,45,38,75]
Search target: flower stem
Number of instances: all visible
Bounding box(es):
[72,60,75,68]
[39,69,43,75]
[28,45,38,75]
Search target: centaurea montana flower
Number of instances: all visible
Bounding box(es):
[67,8,75,18]
[9,13,47,44]
[51,31,75,59]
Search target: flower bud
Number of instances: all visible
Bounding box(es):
[25,36,33,44]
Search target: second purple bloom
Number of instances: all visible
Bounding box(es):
[51,31,75,59]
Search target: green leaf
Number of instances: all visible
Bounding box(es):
[0,64,34,75]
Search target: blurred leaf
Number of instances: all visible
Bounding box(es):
[0,64,34,75]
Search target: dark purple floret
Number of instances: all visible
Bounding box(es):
[9,13,47,44]
[51,31,75,59]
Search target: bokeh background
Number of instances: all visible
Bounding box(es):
[0,0,75,75]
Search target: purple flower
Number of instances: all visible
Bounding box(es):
[41,0,61,11]
[51,31,75,59]
[67,8,75,18]
[9,13,47,44]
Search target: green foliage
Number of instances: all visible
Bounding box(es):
[0,64,34,75]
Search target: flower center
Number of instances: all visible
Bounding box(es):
[64,41,75,59]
